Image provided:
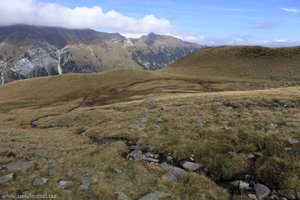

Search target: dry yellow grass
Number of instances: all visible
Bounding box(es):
[0,68,299,199]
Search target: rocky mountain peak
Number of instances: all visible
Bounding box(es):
[0,25,203,84]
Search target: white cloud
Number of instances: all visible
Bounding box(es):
[280,7,299,13]
[0,0,172,34]
[166,33,205,43]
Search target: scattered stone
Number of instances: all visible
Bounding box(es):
[195,118,205,126]
[127,149,144,161]
[3,161,34,171]
[288,139,300,147]
[244,174,251,181]
[49,158,64,164]
[224,126,233,131]
[143,98,157,106]
[33,177,48,186]
[269,194,280,200]
[144,157,159,163]
[24,152,38,161]
[189,154,195,162]
[57,180,73,189]
[230,180,240,189]
[278,190,296,200]
[140,117,148,123]
[156,118,163,123]
[248,194,258,200]
[77,129,86,136]
[267,123,278,130]
[80,97,87,107]
[48,169,55,177]
[146,145,155,152]
[129,124,140,130]
[79,185,89,190]
[254,183,270,200]
[67,169,74,177]
[239,181,251,190]
[182,161,203,171]
[113,168,122,174]
[145,152,154,158]
[31,121,38,128]
[154,124,161,129]
[253,152,264,158]
[138,191,171,200]
[228,181,241,194]
[166,155,173,162]
[0,173,14,184]
[248,153,256,160]
[81,176,92,186]
[115,192,131,200]
[161,163,187,181]
[98,137,114,145]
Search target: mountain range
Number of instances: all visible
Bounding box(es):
[0,25,202,84]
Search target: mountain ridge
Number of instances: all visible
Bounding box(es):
[0,25,202,84]
[168,45,300,81]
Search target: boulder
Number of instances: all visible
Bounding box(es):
[0,173,14,184]
[57,180,73,189]
[254,183,270,200]
[239,181,251,190]
[144,157,159,163]
[115,192,131,200]
[138,191,171,200]
[169,167,187,181]
[127,149,144,161]
[182,161,203,171]
[3,161,34,171]
[33,177,48,186]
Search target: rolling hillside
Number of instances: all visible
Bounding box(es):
[168,46,300,81]
[1,45,300,199]
[0,69,299,199]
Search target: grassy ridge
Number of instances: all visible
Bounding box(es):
[168,46,300,81]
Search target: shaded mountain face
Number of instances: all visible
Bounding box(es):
[0,25,202,84]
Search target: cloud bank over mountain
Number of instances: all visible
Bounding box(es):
[0,0,172,34]
[0,0,298,46]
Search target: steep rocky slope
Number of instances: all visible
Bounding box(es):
[0,25,201,84]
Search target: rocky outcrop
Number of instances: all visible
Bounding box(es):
[0,25,203,84]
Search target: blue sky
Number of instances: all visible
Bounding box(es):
[0,0,299,45]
